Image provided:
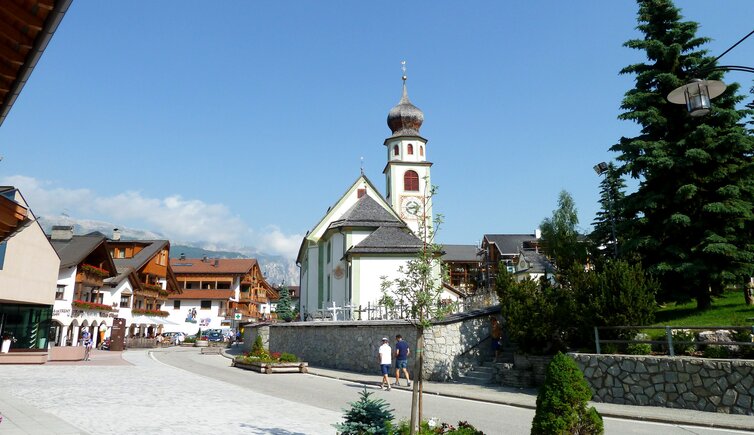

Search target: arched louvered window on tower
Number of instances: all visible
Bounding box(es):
[393,145,399,156]
[420,145,424,156]
[407,144,414,155]
[404,170,419,191]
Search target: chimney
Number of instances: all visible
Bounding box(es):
[51,225,74,241]
[179,253,186,260]
[112,228,121,241]
[202,255,208,262]
[535,228,541,239]
[214,258,219,267]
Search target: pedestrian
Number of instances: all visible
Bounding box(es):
[393,334,411,387]
[491,316,502,360]
[377,337,392,391]
[81,328,92,361]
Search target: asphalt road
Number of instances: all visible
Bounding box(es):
[154,347,753,435]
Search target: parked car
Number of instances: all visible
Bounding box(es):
[161,332,186,343]
[206,331,223,342]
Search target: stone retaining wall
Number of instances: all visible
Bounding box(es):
[242,307,498,381]
[571,353,754,415]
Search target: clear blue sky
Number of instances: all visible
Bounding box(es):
[1,1,752,259]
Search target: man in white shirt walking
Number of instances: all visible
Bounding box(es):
[378,337,392,391]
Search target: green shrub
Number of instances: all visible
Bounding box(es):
[672,330,696,356]
[279,352,298,362]
[600,343,619,355]
[333,387,394,435]
[183,336,196,343]
[626,343,652,355]
[703,345,730,359]
[251,335,265,355]
[531,352,604,435]
[496,269,574,355]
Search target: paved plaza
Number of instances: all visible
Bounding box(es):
[1,347,753,434]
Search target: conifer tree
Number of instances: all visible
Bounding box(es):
[611,0,754,308]
[333,388,394,435]
[275,286,294,322]
[590,163,626,260]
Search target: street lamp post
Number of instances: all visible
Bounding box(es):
[594,162,618,259]
[667,29,754,116]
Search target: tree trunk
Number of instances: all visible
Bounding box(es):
[410,327,424,435]
[695,290,711,310]
[744,284,754,306]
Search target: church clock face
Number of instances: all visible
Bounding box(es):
[401,196,422,219]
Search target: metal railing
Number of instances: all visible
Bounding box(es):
[594,325,754,356]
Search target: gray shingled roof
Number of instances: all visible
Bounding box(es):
[347,226,423,255]
[329,195,403,230]
[516,250,555,275]
[49,233,107,268]
[441,244,481,262]
[484,234,536,256]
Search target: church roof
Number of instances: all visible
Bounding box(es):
[347,226,423,255]
[329,195,405,230]
[387,79,424,138]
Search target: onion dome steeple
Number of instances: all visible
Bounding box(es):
[387,63,424,138]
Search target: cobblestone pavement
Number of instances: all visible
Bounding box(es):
[0,348,339,434]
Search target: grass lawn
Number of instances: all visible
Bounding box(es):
[653,290,754,327]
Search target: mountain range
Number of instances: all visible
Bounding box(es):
[38,216,299,286]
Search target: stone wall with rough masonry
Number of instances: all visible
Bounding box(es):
[571,353,754,415]
[242,307,498,381]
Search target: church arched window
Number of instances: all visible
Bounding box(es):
[420,145,424,156]
[407,144,414,155]
[393,145,399,156]
[404,170,419,191]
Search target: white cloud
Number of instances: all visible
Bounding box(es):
[2,175,302,259]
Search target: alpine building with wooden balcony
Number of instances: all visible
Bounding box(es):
[167,256,277,334]
[105,230,181,339]
[48,227,118,354]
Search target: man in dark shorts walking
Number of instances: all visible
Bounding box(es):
[393,334,411,387]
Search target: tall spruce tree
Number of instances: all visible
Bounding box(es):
[275,286,294,322]
[611,0,754,309]
[590,163,626,260]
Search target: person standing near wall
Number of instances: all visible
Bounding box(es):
[393,334,411,387]
[378,337,392,391]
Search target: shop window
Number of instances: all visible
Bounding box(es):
[173,300,181,309]
[200,300,212,310]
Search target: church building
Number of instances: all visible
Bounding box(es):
[297,73,452,320]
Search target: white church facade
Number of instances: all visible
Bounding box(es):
[297,74,459,320]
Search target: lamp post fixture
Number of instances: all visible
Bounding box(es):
[667,29,754,116]
[594,162,618,259]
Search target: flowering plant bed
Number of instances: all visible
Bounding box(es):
[233,349,306,373]
[72,300,114,312]
[81,264,109,278]
[131,308,170,317]
[233,359,308,374]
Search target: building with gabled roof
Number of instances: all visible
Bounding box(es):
[49,228,117,350]
[167,256,276,334]
[297,74,457,320]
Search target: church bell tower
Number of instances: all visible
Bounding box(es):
[383,62,433,239]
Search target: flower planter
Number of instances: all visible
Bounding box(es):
[233,360,308,374]
[194,340,209,347]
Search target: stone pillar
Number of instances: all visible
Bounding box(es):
[72,326,80,347]
[59,324,69,347]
